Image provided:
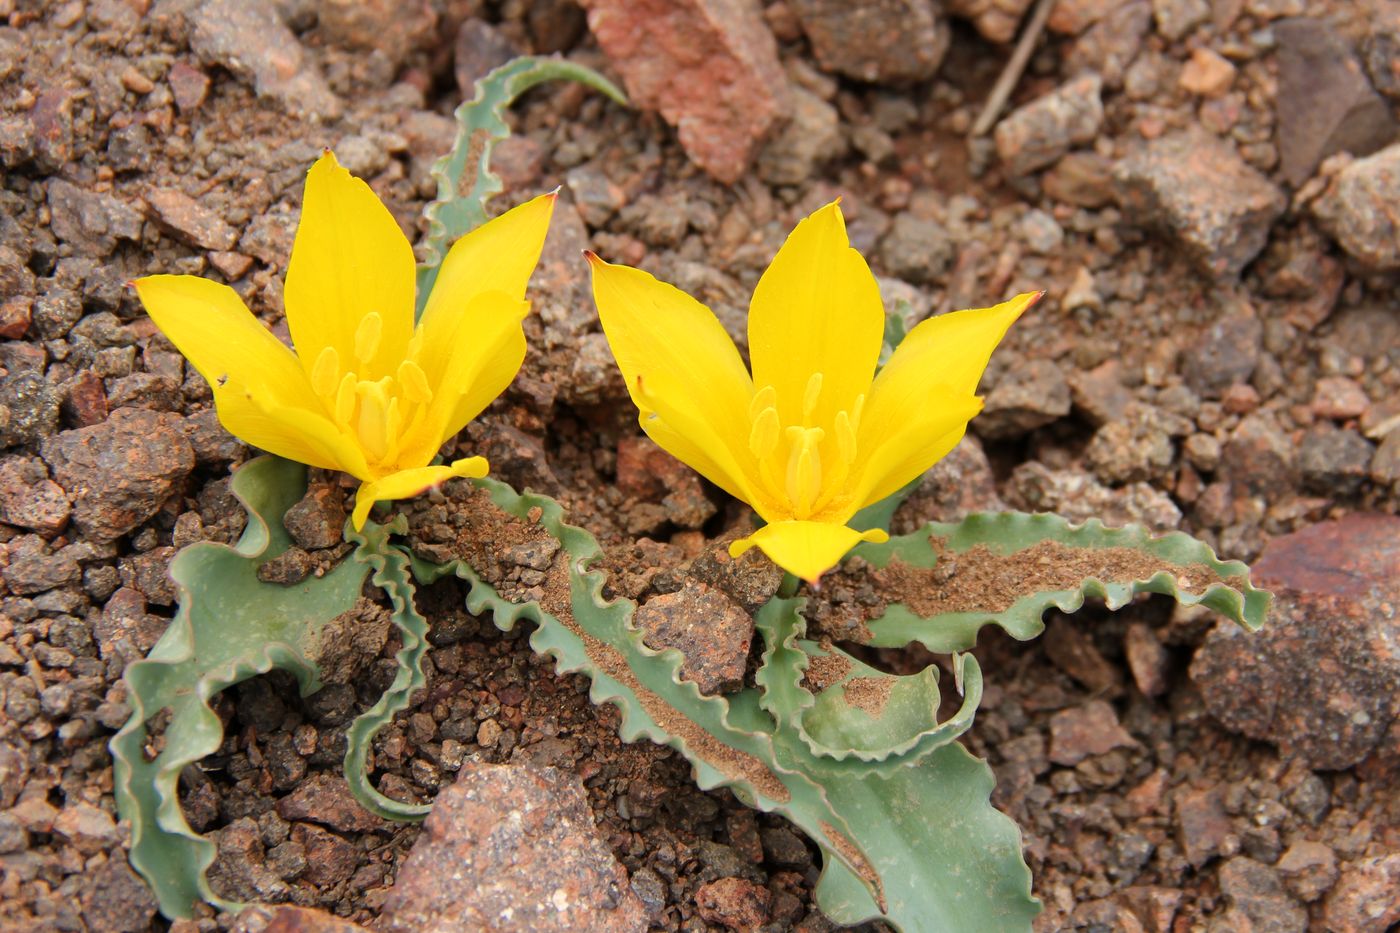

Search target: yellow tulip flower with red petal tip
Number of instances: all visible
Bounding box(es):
[133,151,556,531]
[587,201,1041,584]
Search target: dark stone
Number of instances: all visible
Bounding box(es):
[0,371,61,448]
[1221,413,1295,497]
[379,762,646,932]
[1219,857,1307,933]
[687,535,783,616]
[976,358,1071,439]
[1298,424,1374,496]
[1190,513,1400,772]
[41,408,194,542]
[1275,18,1397,185]
[1114,130,1285,279]
[45,179,143,257]
[790,0,948,83]
[635,581,752,695]
[79,854,159,933]
[878,213,954,285]
[1181,311,1261,399]
[283,483,347,551]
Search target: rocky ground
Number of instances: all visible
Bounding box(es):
[2,0,1400,930]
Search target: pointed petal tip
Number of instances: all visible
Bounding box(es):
[583,249,602,265]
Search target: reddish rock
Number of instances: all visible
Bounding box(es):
[1173,785,1232,868]
[40,408,194,542]
[62,369,109,427]
[1323,854,1400,932]
[1190,513,1400,772]
[695,876,772,929]
[145,188,238,251]
[0,296,30,339]
[1048,699,1137,765]
[1313,144,1400,272]
[275,774,386,834]
[578,0,791,184]
[1312,375,1370,420]
[167,60,210,113]
[1123,622,1169,697]
[635,581,753,695]
[789,0,947,83]
[0,456,71,535]
[380,762,647,932]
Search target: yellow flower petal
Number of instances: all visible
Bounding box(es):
[283,151,415,382]
[415,192,556,388]
[730,520,888,583]
[747,202,883,427]
[588,254,759,503]
[850,403,981,509]
[133,274,363,473]
[399,290,530,467]
[852,290,1040,507]
[351,456,488,530]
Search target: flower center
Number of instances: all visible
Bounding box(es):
[309,313,434,466]
[747,373,861,520]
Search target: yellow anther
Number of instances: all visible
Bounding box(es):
[311,346,340,399]
[354,312,383,365]
[849,393,865,435]
[749,406,780,459]
[334,372,358,425]
[749,385,778,423]
[835,410,857,464]
[802,372,823,423]
[397,360,432,405]
[355,379,391,460]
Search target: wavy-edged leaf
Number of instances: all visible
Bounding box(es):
[843,512,1269,653]
[755,597,982,767]
[416,55,625,314]
[109,457,370,919]
[341,515,432,821]
[411,479,1037,932]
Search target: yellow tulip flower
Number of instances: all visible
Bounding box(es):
[134,151,555,531]
[588,201,1040,583]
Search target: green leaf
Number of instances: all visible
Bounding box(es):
[412,479,1037,932]
[341,515,432,821]
[109,457,370,919]
[416,55,626,316]
[847,512,1270,653]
